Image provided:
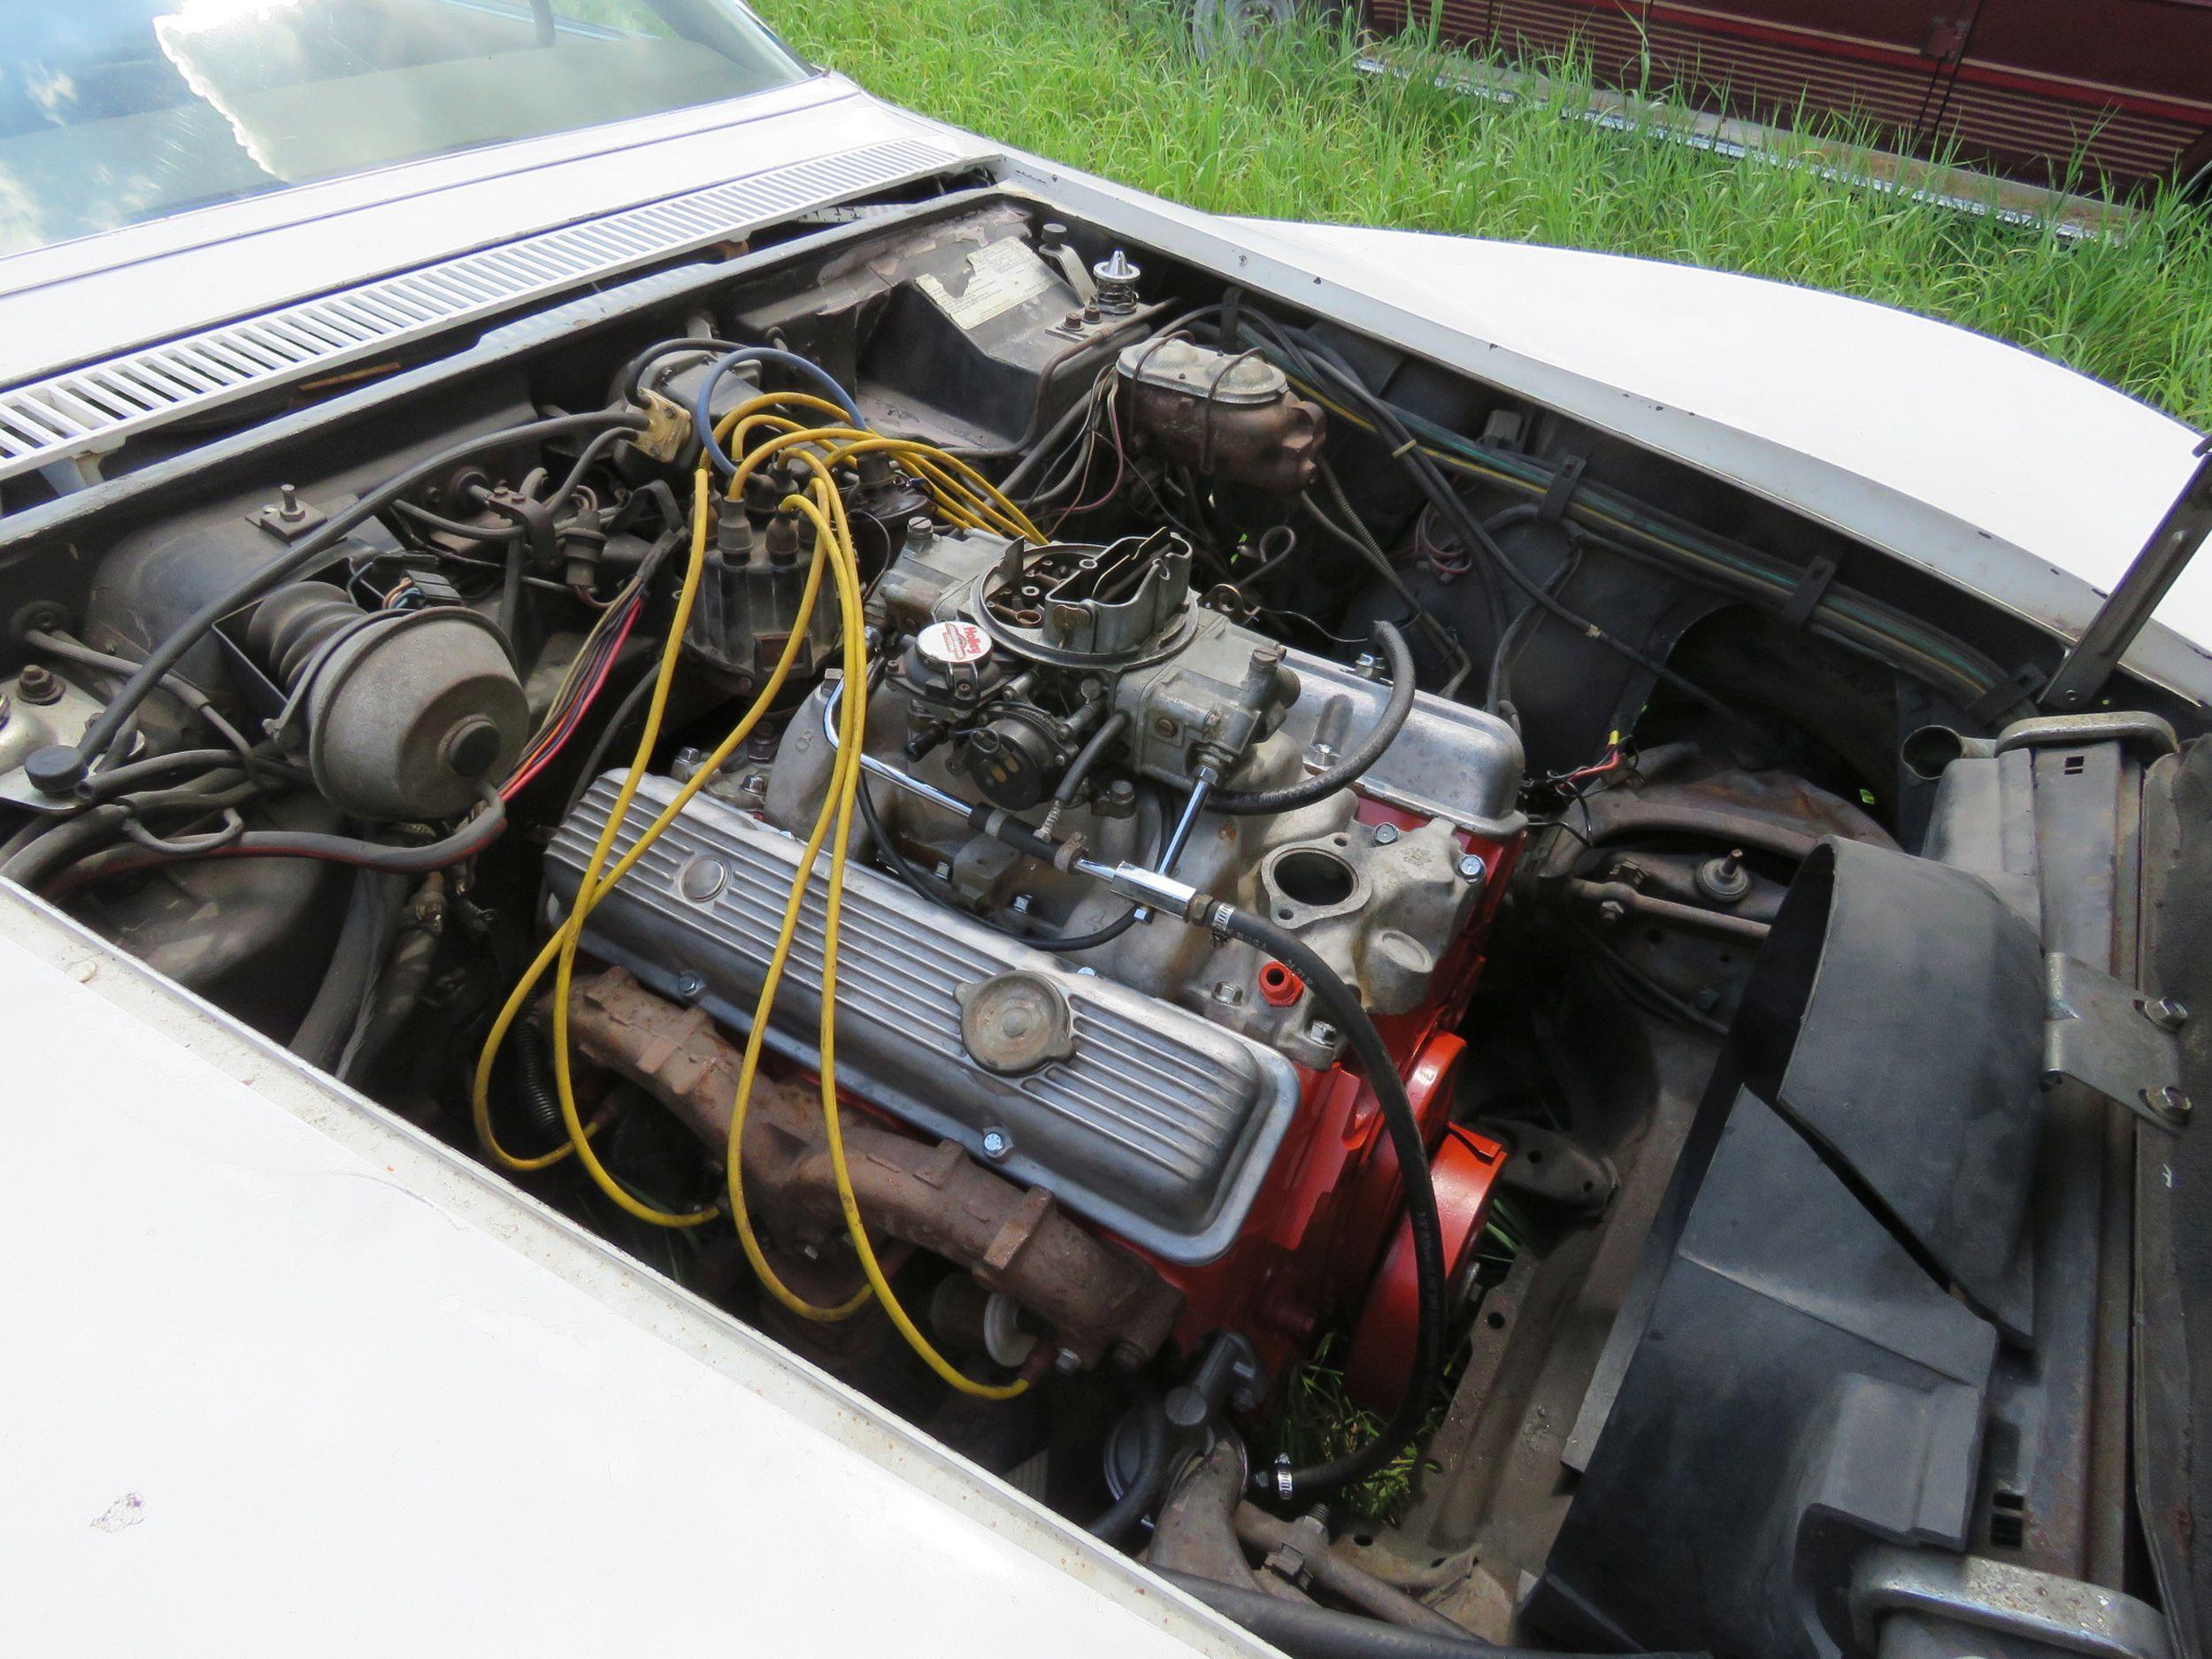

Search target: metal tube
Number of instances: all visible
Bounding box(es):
[1137,766,1216,922]
[819,676,978,819]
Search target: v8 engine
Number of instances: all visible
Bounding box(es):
[555,514,1525,1396]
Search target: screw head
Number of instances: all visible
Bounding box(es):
[1371,823,1400,846]
[1307,1020,1339,1046]
[673,970,707,1002]
[1456,853,1488,882]
[14,663,61,705]
[979,1127,1013,1162]
[1597,899,1627,926]
[2142,997,2191,1033]
[2143,1085,2193,1125]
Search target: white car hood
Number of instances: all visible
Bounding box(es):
[1246,219,2212,651]
[0,894,1250,1658]
[0,75,990,388]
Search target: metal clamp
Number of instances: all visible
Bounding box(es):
[2044,953,2192,1132]
[1996,710,2180,759]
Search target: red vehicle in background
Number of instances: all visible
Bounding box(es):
[1356,0,2212,198]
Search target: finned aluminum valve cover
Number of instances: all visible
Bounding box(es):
[547,773,1302,1264]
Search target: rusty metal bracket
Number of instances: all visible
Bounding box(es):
[2044,953,2192,1133]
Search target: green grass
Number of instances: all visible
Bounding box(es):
[757,0,2212,429]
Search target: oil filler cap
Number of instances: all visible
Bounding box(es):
[956,972,1077,1075]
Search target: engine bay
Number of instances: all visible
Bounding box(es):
[1,190,2199,1657]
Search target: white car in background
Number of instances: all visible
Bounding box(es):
[2,5,2206,1658]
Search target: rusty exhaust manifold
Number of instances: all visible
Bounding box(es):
[558,967,1181,1370]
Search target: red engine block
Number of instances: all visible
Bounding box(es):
[1127,801,1519,1408]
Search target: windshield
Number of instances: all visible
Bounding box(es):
[0,0,810,257]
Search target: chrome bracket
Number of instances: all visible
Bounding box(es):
[2044,953,2191,1133]
[1851,1547,2173,1659]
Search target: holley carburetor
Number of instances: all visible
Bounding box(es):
[875,526,1301,814]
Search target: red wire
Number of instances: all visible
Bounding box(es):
[501,599,639,801]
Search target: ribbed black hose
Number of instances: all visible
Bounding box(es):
[512,1024,569,1151]
[46,411,643,789]
[1208,621,1413,817]
[1156,1571,1709,1659]
[1089,1379,1169,1546]
[1217,905,1445,1502]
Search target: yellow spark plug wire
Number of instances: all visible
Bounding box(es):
[475,389,1032,1394]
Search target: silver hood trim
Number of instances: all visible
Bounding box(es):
[0,134,968,491]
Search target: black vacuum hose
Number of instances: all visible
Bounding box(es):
[1208,621,1414,816]
[1216,903,1447,1502]
[289,869,403,1069]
